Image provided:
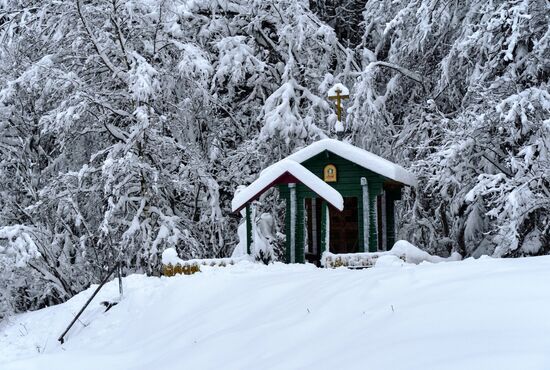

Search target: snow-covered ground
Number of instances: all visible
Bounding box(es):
[1,256,550,370]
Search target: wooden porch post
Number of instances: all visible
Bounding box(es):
[381,190,387,251]
[320,201,329,254]
[361,177,369,252]
[289,183,296,263]
[373,195,379,252]
[311,198,317,255]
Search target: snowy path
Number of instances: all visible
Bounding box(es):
[1,256,550,370]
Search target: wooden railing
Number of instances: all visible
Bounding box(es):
[322,252,406,268]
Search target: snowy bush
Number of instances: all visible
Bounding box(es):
[232,208,282,265]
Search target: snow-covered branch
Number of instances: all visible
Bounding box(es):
[368,61,424,85]
[75,0,127,81]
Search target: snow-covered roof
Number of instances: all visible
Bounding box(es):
[285,139,417,187]
[231,159,344,212]
[327,83,349,97]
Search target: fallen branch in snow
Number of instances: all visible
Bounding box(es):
[100,301,119,312]
[58,262,121,344]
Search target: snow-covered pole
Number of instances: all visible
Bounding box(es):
[251,201,259,256]
[361,177,369,252]
[289,183,296,263]
[324,205,330,252]
[311,198,317,255]
[58,262,120,344]
[381,190,387,251]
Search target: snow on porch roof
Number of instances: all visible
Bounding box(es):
[231,159,344,213]
[285,139,417,187]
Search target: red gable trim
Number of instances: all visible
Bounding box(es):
[233,171,300,213]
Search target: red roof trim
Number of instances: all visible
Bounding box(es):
[233,171,300,213]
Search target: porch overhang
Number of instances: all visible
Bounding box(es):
[231,159,344,213]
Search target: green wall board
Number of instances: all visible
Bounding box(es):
[246,205,252,255]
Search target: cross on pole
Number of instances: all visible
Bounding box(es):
[328,87,349,123]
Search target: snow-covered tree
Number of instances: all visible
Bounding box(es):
[0,0,548,315]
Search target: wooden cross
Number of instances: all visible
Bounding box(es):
[328,87,349,122]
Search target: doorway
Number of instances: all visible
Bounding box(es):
[305,197,359,265]
[329,197,359,254]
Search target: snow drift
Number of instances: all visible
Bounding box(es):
[2,257,550,370]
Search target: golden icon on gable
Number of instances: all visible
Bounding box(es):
[323,164,337,182]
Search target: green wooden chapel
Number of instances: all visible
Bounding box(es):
[231,139,417,265]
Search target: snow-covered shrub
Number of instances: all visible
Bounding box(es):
[252,213,278,265]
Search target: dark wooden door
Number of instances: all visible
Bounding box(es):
[329,197,358,254]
